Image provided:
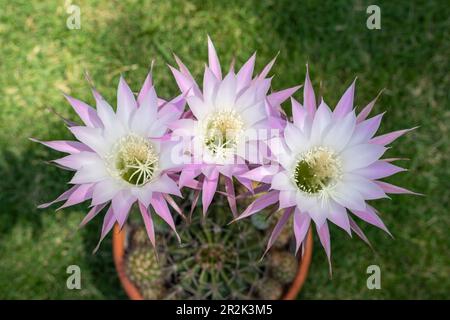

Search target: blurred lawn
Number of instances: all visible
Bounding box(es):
[0,0,448,299]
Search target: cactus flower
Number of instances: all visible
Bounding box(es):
[33,72,185,250]
[236,67,418,269]
[170,37,300,216]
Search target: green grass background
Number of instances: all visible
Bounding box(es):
[0,0,448,299]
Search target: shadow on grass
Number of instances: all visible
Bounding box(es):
[0,146,51,236]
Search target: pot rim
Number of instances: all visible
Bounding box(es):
[112,223,313,300]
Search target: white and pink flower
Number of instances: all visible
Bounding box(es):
[236,68,418,268]
[169,37,300,216]
[34,72,185,250]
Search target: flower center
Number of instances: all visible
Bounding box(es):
[203,110,244,159]
[293,146,342,194]
[112,134,158,186]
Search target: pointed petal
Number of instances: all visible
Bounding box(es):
[349,113,384,145]
[30,138,92,154]
[64,94,102,128]
[93,206,115,253]
[316,221,332,275]
[179,168,202,189]
[291,98,306,127]
[190,189,201,217]
[235,85,257,110]
[307,202,328,228]
[258,55,277,80]
[111,190,135,228]
[235,175,254,193]
[256,78,272,100]
[169,65,197,95]
[174,54,195,80]
[150,192,180,242]
[207,36,222,80]
[356,91,382,123]
[235,191,280,221]
[202,169,219,216]
[351,205,391,236]
[333,79,356,118]
[293,208,311,253]
[304,65,316,115]
[348,215,372,247]
[117,76,137,126]
[356,89,384,123]
[264,207,294,255]
[224,176,238,217]
[370,127,417,146]
[236,53,256,91]
[38,185,78,209]
[133,185,153,208]
[79,203,107,228]
[267,85,301,107]
[354,161,406,179]
[58,183,94,209]
[137,71,153,106]
[240,165,278,184]
[240,100,267,126]
[163,194,185,219]
[138,202,156,248]
[375,181,421,195]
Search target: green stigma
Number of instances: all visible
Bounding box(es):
[293,146,341,194]
[112,135,158,186]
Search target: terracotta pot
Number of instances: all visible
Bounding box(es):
[112,223,313,300]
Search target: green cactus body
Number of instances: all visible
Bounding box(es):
[268,251,298,285]
[141,283,165,300]
[131,226,150,247]
[125,247,163,288]
[256,278,283,300]
[126,191,295,300]
[167,204,267,299]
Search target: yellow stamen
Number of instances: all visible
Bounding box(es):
[203,110,244,160]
